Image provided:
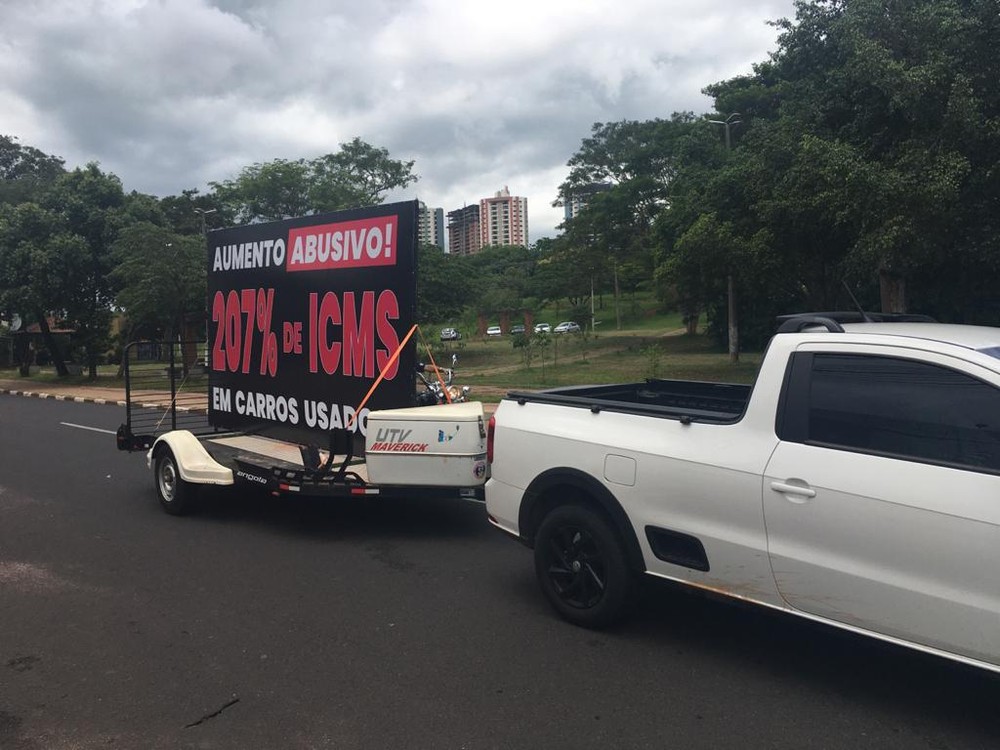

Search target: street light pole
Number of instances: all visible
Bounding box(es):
[193,207,217,236]
[708,113,742,364]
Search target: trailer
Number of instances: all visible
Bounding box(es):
[115,201,487,514]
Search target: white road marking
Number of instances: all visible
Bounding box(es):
[60,422,117,435]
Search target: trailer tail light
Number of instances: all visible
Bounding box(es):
[487,414,496,464]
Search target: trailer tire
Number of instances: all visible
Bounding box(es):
[534,503,635,629]
[154,448,197,516]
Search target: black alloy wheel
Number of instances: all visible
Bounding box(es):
[534,504,634,628]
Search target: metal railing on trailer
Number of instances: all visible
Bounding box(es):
[116,339,216,451]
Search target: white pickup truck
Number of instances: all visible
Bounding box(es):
[485,314,1000,674]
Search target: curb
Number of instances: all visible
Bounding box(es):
[0,388,127,407]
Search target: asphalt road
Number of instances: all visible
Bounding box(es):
[1,394,998,749]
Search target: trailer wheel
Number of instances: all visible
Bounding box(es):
[534,503,635,629]
[154,448,196,516]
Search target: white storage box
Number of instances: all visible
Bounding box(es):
[365,401,487,487]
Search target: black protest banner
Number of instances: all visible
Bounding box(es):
[206,201,417,445]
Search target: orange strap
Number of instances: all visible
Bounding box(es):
[416,327,452,404]
[346,323,418,431]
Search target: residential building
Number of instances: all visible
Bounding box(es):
[480,186,528,248]
[562,182,611,221]
[417,201,445,251]
[447,205,481,256]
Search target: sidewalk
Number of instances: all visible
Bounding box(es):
[0,378,128,406]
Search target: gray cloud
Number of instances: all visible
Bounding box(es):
[0,0,795,241]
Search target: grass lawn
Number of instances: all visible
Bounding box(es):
[2,297,761,403]
[442,330,760,395]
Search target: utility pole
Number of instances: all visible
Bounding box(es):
[590,274,596,336]
[193,208,217,347]
[708,113,742,364]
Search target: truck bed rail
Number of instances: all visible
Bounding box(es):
[507,379,752,423]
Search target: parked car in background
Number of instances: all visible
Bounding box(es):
[510,324,526,335]
[486,325,503,337]
[553,321,581,334]
[533,323,551,334]
[440,327,461,342]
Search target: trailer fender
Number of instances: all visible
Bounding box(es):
[146,430,234,486]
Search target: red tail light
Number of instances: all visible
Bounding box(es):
[487,413,496,464]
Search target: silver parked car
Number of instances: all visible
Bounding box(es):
[553,321,581,334]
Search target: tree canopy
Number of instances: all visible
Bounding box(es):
[211,138,418,224]
[0,135,420,377]
[640,0,1000,346]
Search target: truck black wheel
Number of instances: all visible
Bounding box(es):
[154,449,196,516]
[534,504,634,628]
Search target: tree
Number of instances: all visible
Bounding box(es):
[211,158,313,224]
[113,222,205,343]
[0,139,73,373]
[696,0,1000,321]
[415,244,476,323]
[39,164,127,377]
[467,245,538,322]
[0,161,128,377]
[211,139,418,224]
[310,138,418,207]
[0,135,65,206]
[159,188,231,236]
[559,115,711,327]
[0,202,85,375]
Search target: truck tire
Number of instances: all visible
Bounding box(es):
[154,448,196,516]
[534,503,635,628]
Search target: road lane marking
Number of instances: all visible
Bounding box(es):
[60,422,117,435]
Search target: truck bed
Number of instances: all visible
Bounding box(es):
[507,379,752,423]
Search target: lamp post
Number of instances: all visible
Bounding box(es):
[707,112,741,150]
[193,207,217,236]
[708,113,742,364]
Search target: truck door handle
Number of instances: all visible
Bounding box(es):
[769,481,816,499]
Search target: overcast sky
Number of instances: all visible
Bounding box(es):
[0,0,795,243]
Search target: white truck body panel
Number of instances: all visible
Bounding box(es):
[486,324,1000,673]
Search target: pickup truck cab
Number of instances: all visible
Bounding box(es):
[485,314,1000,673]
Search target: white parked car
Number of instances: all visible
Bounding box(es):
[533,323,551,334]
[553,321,581,333]
[486,314,1000,674]
[486,325,502,337]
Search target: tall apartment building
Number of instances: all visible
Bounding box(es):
[417,201,445,250]
[480,186,528,248]
[446,205,481,256]
[562,182,611,221]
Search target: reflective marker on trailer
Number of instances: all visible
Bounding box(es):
[278,483,301,492]
[351,488,380,495]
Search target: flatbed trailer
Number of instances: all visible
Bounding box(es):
[116,340,487,515]
[116,202,488,514]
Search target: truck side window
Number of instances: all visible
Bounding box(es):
[800,354,1000,473]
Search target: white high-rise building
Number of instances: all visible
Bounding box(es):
[417,201,445,250]
[562,182,611,221]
